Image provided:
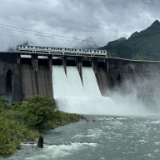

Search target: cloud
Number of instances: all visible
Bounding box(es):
[0,0,159,50]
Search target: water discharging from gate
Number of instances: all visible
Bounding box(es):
[52,65,116,115]
[52,65,151,115]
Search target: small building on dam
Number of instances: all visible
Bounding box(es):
[0,45,160,102]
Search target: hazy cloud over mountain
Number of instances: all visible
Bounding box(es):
[0,0,160,50]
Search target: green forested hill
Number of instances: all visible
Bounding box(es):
[101,20,160,61]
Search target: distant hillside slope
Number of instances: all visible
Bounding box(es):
[107,37,127,46]
[101,20,160,61]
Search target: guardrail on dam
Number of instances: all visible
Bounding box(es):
[0,51,160,102]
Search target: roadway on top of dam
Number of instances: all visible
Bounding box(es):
[0,51,160,64]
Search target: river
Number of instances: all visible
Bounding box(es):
[1,115,160,160]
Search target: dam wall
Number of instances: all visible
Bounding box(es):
[0,53,53,101]
[0,60,23,101]
[106,58,160,101]
[0,52,160,101]
[106,58,160,84]
[21,64,52,99]
[95,61,113,96]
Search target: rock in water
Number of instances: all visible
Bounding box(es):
[37,135,43,148]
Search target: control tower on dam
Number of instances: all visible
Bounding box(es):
[0,47,160,102]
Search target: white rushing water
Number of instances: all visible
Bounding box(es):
[67,66,84,97]
[52,65,151,115]
[52,66,101,98]
[52,65,117,114]
[82,67,101,97]
[52,65,70,98]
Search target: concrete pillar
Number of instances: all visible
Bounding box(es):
[48,55,52,72]
[92,58,103,93]
[106,60,110,76]
[76,57,83,82]
[92,58,98,74]
[17,54,21,64]
[104,59,107,68]
[31,54,39,94]
[106,60,114,87]
[12,74,14,101]
[62,57,67,74]
[16,54,23,101]
[31,54,38,71]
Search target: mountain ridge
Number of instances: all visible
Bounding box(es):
[100,20,160,61]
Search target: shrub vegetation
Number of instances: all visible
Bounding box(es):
[0,96,80,155]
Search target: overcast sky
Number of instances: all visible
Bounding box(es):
[0,0,159,50]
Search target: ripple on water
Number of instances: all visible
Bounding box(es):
[71,128,103,139]
[25,142,97,160]
[2,115,160,160]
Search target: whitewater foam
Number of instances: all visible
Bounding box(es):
[25,142,97,160]
[52,65,152,115]
[52,65,70,98]
[82,67,101,96]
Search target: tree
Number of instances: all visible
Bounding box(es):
[24,95,57,127]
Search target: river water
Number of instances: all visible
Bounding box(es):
[2,115,160,160]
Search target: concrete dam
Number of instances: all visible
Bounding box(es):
[0,51,160,114]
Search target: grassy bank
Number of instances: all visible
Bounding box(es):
[0,96,80,155]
